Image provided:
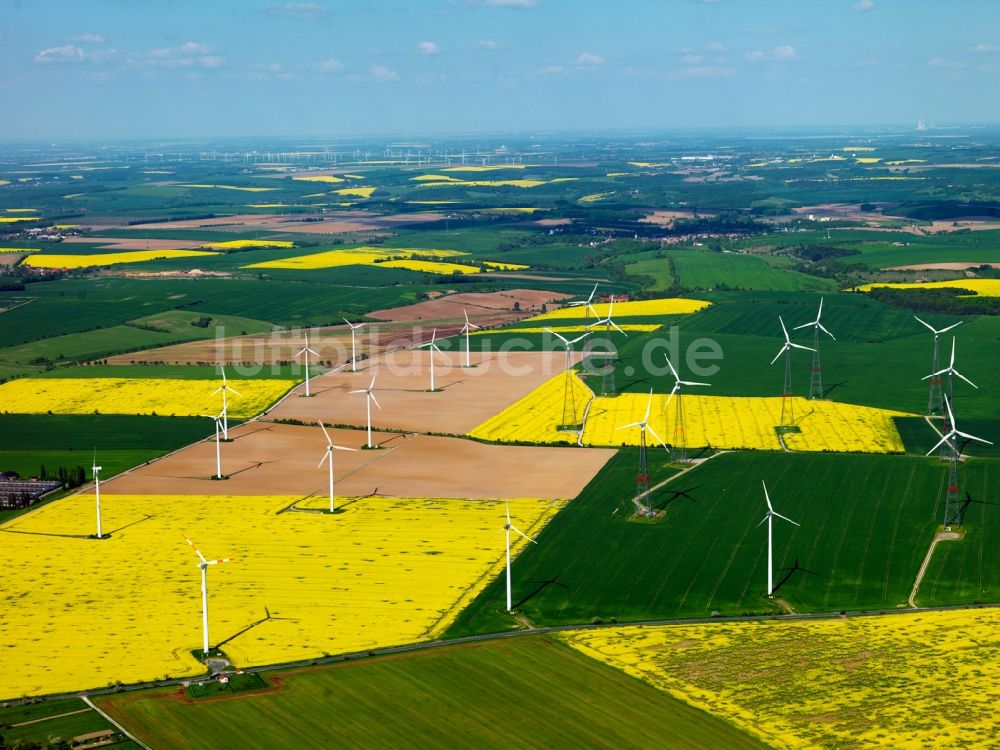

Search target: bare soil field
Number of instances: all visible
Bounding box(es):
[128,211,446,234]
[62,237,206,250]
[0,252,25,266]
[369,289,567,323]
[102,421,613,499]
[269,349,578,434]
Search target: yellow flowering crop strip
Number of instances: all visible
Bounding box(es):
[582,393,909,453]
[246,246,470,272]
[333,186,376,198]
[380,259,480,274]
[0,377,295,418]
[483,260,530,270]
[441,165,529,172]
[562,610,1000,749]
[480,208,538,215]
[0,247,40,252]
[23,249,219,269]
[292,175,344,183]
[855,279,1000,298]
[0,493,562,698]
[419,179,549,188]
[0,216,40,223]
[202,240,294,249]
[179,184,275,192]
[520,297,711,323]
[470,324,660,336]
[468,372,593,445]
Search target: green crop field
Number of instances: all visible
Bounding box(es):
[447,452,995,636]
[95,637,769,750]
[627,250,834,292]
[0,698,140,749]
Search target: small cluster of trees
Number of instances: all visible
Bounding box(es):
[37,465,88,489]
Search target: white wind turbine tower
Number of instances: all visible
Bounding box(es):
[201,412,225,479]
[503,500,538,613]
[317,421,357,513]
[923,337,977,460]
[770,316,815,427]
[417,329,443,392]
[928,395,992,526]
[459,310,481,368]
[545,329,590,428]
[617,389,668,514]
[793,298,835,400]
[350,375,381,448]
[92,452,103,540]
[664,356,709,463]
[914,317,962,415]
[183,534,235,655]
[212,366,240,440]
[588,294,627,397]
[295,332,319,397]
[758,481,799,597]
[343,318,366,373]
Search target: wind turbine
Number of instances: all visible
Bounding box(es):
[92,452,103,540]
[417,329,443,391]
[588,295,627,397]
[503,500,537,613]
[914,317,962,415]
[295,332,319,397]
[212,366,240,440]
[201,412,225,479]
[758,481,799,597]
[793,298,835,400]
[923,335,976,405]
[183,534,234,655]
[349,375,381,448]
[546,329,590,428]
[664,356,709,463]
[770,316,815,427]
[929,396,993,526]
[568,283,599,327]
[617,389,668,514]
[459,310,481,368]
[317,421,357,513]
[343,318,365,373]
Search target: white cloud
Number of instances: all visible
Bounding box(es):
[707,41,726,52]
[266,3,327,19]
[535,65,564,75]
[71,33,107,44]
[746,45,798,62]
[318,57,344,71]
[576,52,605,65]
[853,0,874,10]
[973,43,1000,53]
[665,65,735,80]
[33,45,86,63]
[478,40,499,49]
[486,0,536,7]
[419,41,440,56]
[150,41,211,59]
[681,54,704,65]
[370,64,399,81]
[926,57,967,69]
[136,42,222,69]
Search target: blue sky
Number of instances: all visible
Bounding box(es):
[1,0,998,140]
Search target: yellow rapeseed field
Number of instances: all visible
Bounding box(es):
[419,179,548,188]
[180,184,275,192]
[855,157,883,164]
[292,175,344,183]
[480,207,539,214]
[0,247,40,252]
[203,240,294,249]
[380,259,480,274]
[562,610,1000,749]
[520,297,711,322]
[483,260,530,270]
[470,324,660,336]
[23,249,219,269]
[333,186,376,198]
[1,493,562,698]
[0,216,40,223]
[245,246,468,272]
[855,279,1000,298]
[468,372,592,445]
[441,165,528,172]
[582,393,909,453]
[0,377,295,418]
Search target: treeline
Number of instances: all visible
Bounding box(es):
[37,465,89,488]
[866,286,1000,316]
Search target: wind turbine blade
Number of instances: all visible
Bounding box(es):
[616,421,643,430]
[680,379,710,387]
[756,514,770,528]
[790,343,816,352]
[211,386,223,396]
[664,390,675,409]
[643,389,653,424]
[368,375,376,390]
[952,370,978,389]
[944,395,956,427]
[792,320,814,331]
[645,423,668,448]
[922,367,949,381]
[509,525,538,544]
[306,347,319,357]
[610,320,627,336]
[817,323,836,341]
[773,511,800,527]
[183,534,208,564]
[369,392,382,410]
[818,297,824,318]
[940,321,962,334]
[317,421,333,445]
[349,388,367,394]
[545,328,570,345]
[762,481,773,512]
[955,430,993,446]
[926,434,952,456]
[913,316,936,333]
[779,316,790,342]
[295,346,308,356]
[505,501,511,525]
[949,337,956,367]
[318,452,329,468]
[568,331,591,345]
[665,357,679,381]
[770,345,788,366]
[332,445,358,452]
